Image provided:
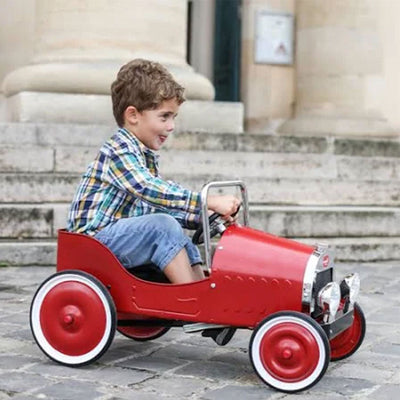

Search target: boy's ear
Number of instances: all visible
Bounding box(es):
[124,106,140,126]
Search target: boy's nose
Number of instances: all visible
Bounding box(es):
[166,120,175,132]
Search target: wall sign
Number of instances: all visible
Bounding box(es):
[255,10,294,65]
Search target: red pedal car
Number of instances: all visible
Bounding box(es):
[30,181,366,393]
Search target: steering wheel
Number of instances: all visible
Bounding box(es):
[192,206,240,245]
[192,213,224,245]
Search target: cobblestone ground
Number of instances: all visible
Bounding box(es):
[0,262,399,400]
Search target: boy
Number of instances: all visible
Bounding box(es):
[67,59,239,344]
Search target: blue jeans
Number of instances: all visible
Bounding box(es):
[94,214,202,271]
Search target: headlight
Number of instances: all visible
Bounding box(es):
[318,282,341,320]
[340,273,360,304]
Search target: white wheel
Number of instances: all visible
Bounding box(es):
[30,271,116,366]
[249,312,330,393]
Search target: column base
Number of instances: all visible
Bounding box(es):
[2,62,215,101]
[5,92,244,134]
[279,117,398,137]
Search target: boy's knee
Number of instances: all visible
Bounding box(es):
[153,214,183,237]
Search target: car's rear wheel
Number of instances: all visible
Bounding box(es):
[249,312,330,393]
[118,322,170,341]
[330,303,366,361]
[30,270,116,366]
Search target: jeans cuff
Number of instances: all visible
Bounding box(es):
[156,238,188,271]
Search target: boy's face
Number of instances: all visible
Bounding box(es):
[125,98,179,151]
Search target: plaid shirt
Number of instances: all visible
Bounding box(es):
[67,128,201,235]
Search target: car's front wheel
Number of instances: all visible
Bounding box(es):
[249,311,330,393]
[330,303,366,361]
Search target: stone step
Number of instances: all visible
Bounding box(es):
[170,175,400,206]
[1,173,399,206]
[1,203,399,239]
[0,240,56,266]
[2,143,400,182]
[1,123,398,264]
[1,236,399,267]
[161,150,400,182]
[3,146,400,184]
[298,237,400,263]
[62,149,396,182]
[1,122,400,158]
[250,205,400,237]
[0,204,66,238]
[54,147,400,181]
[0,174,79,203]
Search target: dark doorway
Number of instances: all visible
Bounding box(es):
[213,0,242,101]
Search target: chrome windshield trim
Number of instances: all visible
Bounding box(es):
[200,180,249,273]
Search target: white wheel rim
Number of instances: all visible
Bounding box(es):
[251,315,327,392]
[31,274,113,365]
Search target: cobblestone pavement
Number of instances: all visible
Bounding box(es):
[0,262,399,400]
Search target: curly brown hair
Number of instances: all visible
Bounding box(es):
[111,59,185,127]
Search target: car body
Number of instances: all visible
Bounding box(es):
[30,181,366,393]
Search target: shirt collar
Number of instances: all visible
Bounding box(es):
[119,127,160,162]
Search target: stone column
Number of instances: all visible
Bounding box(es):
[1,0,215,125]
[280,0,400,136]
[189,0,215,82]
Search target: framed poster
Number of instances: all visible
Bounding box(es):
[255,10,294,65]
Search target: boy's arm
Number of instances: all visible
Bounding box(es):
[162,210,200,230]
[108,152,201,214]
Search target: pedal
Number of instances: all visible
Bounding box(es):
[183,322,227,333]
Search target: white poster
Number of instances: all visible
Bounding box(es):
[255,11,294,65]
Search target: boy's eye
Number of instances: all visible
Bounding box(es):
[159,112,177,121]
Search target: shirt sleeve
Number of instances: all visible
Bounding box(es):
[107,151,201,215]
[166,209,201,230]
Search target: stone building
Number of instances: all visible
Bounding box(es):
[0,0,399,265]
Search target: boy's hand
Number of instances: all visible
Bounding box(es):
[207,195,241,223]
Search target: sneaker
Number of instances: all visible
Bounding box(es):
[201,327,236,346]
